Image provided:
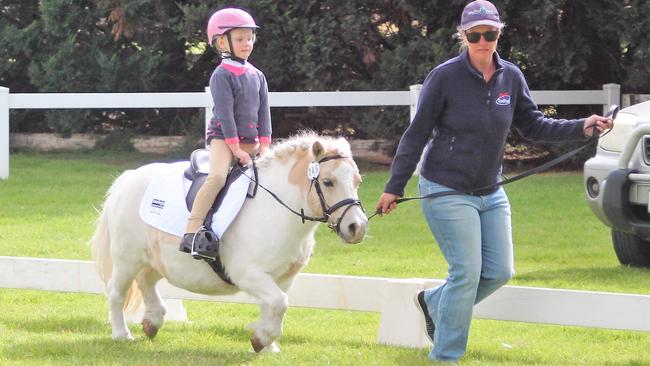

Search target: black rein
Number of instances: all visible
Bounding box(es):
[239,154,363,233]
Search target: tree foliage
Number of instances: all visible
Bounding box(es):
[1,0,649,145]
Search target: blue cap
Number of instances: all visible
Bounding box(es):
[460,0,503,31]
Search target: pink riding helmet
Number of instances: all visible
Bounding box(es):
[207,8,258,46]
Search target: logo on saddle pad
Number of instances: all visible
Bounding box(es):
[149,198,165,215]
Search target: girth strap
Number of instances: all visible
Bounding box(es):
[178,237,234,286]
[206,258,234,286]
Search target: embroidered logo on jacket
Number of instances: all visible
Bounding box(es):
[496,92,511,106]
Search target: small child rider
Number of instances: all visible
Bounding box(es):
[180,7,272,257]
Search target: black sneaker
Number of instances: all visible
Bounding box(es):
[414,290,435,343]
[179,232,207,260]
[179,233,194,253]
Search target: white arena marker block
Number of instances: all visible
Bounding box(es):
[163,299,189,321]
[377,278,442,348]
[125,299,188,323]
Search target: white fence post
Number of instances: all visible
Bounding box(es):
[204,86,212,149]
[603,83,621,115]
[409,84,422,121]
[410,84,424,175]
[0,87,9,179]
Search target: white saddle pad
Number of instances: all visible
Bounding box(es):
[138,161,252,238]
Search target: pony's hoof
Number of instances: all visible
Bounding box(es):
[260,342,281,353]
[112,333,134,341]
[251,335,265,353]
[142,319,160,339]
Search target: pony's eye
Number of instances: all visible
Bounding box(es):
[322,179,334,187]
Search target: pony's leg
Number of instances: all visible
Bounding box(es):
[243,273,299,352]
[238,272,289,352]
[260,342,281,353]
[108,262,142,340]
[135,267,167,339]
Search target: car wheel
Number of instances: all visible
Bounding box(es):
[612,229,650,267]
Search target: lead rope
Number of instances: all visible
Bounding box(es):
[368,109,617,221]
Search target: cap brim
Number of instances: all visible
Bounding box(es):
[461,20,504,31]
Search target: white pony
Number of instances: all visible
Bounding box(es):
[91,132,368,352]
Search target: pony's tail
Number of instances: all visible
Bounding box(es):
[90,171,143,313]
[90,203,113,285]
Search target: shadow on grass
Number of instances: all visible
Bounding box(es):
[2,314,383,365]
[2,338,257,365]
[1,316,106,334]
[2,317,255,364]
[466,346,556,366]
[169,318,378,352]
[514,266,650,293]
[383,344,550,366]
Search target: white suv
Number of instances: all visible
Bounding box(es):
[584,100,650,267]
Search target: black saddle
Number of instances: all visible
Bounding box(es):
[183,149,252,219]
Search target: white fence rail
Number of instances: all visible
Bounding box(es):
[1,83,620,179]
[1,256,648,348]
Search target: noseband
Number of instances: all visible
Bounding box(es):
[240,154,363,233]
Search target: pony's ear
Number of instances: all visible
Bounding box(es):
[311,141,326,160]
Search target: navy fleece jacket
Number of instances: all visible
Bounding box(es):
[385,50,587,196]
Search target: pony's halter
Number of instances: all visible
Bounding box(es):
[307,155,364,233]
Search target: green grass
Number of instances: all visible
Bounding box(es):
[1,152,650,365]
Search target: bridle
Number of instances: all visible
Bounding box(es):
[239,154,364,233]
[308,155,364,232]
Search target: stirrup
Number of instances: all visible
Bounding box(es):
[189,227,220,260]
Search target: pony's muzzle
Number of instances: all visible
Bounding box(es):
[347,221,366,243]
[340,214,367,244]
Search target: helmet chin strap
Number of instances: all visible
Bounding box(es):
[224,32,246,64]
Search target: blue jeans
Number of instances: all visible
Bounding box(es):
[418,176,514,362]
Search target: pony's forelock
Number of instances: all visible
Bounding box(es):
[330,136,352,157]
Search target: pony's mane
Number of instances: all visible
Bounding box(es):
[257,131,352,167]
